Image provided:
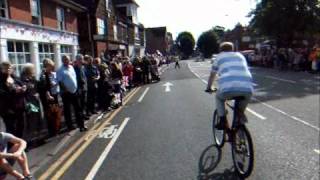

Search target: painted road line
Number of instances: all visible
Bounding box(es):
[265,75,296,84]
[314,149,320,154]
[38,87,141,180]
[188,62,267,121]
[138,87,150,103]
[85,118,130,180]
[247,108,267,120]
[50,88,140,179]
[252,97,320,131]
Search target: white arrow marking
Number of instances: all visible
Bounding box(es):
[163,82,173,92]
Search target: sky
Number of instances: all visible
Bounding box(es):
[135,0,257,40]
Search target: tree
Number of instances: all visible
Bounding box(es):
[197,30,219,58]
[212,26,225,41]
[249,0,320,47]
[176,32,195,59]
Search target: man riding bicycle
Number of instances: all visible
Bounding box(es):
[206,42,253,130]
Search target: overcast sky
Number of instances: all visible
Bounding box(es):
[135,0,257,40]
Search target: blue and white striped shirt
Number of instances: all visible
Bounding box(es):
[212,52,253,95]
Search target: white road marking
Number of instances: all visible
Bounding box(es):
[85,117,130,180]
[191,62,319,130]
[188,62,267,121]
[163,82,173,92]
[314,149,320,154]
[247,108,267,120]
[265,75,296,84]
[137,87,150,102]
[252,97,320,131]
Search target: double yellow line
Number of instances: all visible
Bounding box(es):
[39,87,141,180]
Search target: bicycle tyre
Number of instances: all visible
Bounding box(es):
[231,125,254,178]
[212,110,225,148]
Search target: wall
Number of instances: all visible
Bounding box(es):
[8,0,31,23]
[146,29,167,55]
[41,0,57,29]
[96,42,107,57]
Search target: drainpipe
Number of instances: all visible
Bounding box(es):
[87,12,94,57]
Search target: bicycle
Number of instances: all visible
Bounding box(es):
[205,89,254,178]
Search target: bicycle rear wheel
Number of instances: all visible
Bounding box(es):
[212,110,225,148]
[231,125,254,178]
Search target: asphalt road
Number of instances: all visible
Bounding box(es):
[36,60,320,180]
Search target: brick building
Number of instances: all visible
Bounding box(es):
[114,0,145,57]
[0,0,85,76]
[75,0,145,59]
[146,27,172,56]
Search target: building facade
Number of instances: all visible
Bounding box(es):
[114,0,145,57]
[75,0,145,59]
[145,27,172,56]
[0,0,85,76]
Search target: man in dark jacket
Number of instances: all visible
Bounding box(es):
[84,56,100,115]
[74,54,89,120]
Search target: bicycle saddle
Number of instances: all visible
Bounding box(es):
[232,96,246,101]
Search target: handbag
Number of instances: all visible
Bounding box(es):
[47,103,62,133]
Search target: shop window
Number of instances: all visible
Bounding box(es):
[60,45,72,59]
[7,41,31,76]
[39,43,54,68]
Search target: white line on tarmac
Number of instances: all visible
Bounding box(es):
[265,75,296,84]
[247,108,267,120]
[85,117,130,180]
[252,97,320,131]
[137,87,150,103]
[314,149,320,154]
[188,62,267,121]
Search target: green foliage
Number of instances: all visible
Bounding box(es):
[249,0,320,46]
[197,30,219,58]
[176,32,195,58]
[212,26,225,41]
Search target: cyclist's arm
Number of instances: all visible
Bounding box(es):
[206,71,216,90]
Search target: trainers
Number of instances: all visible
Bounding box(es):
[23,175,35,180]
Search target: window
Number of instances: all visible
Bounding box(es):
[7,41,31,76]
[31,0,41,24]
[39,43,54,68]
[113,25,118,40]
[105,0,109,10]
[134,26,139,39]
[57,7,65,30]
[60,45,72,59]
[97,18,106,35]
[0,0,8,18]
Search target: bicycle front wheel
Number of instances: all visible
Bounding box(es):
[212,110,225,148]
[231,125,254,178]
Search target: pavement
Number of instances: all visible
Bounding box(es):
[24,60,320,180]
